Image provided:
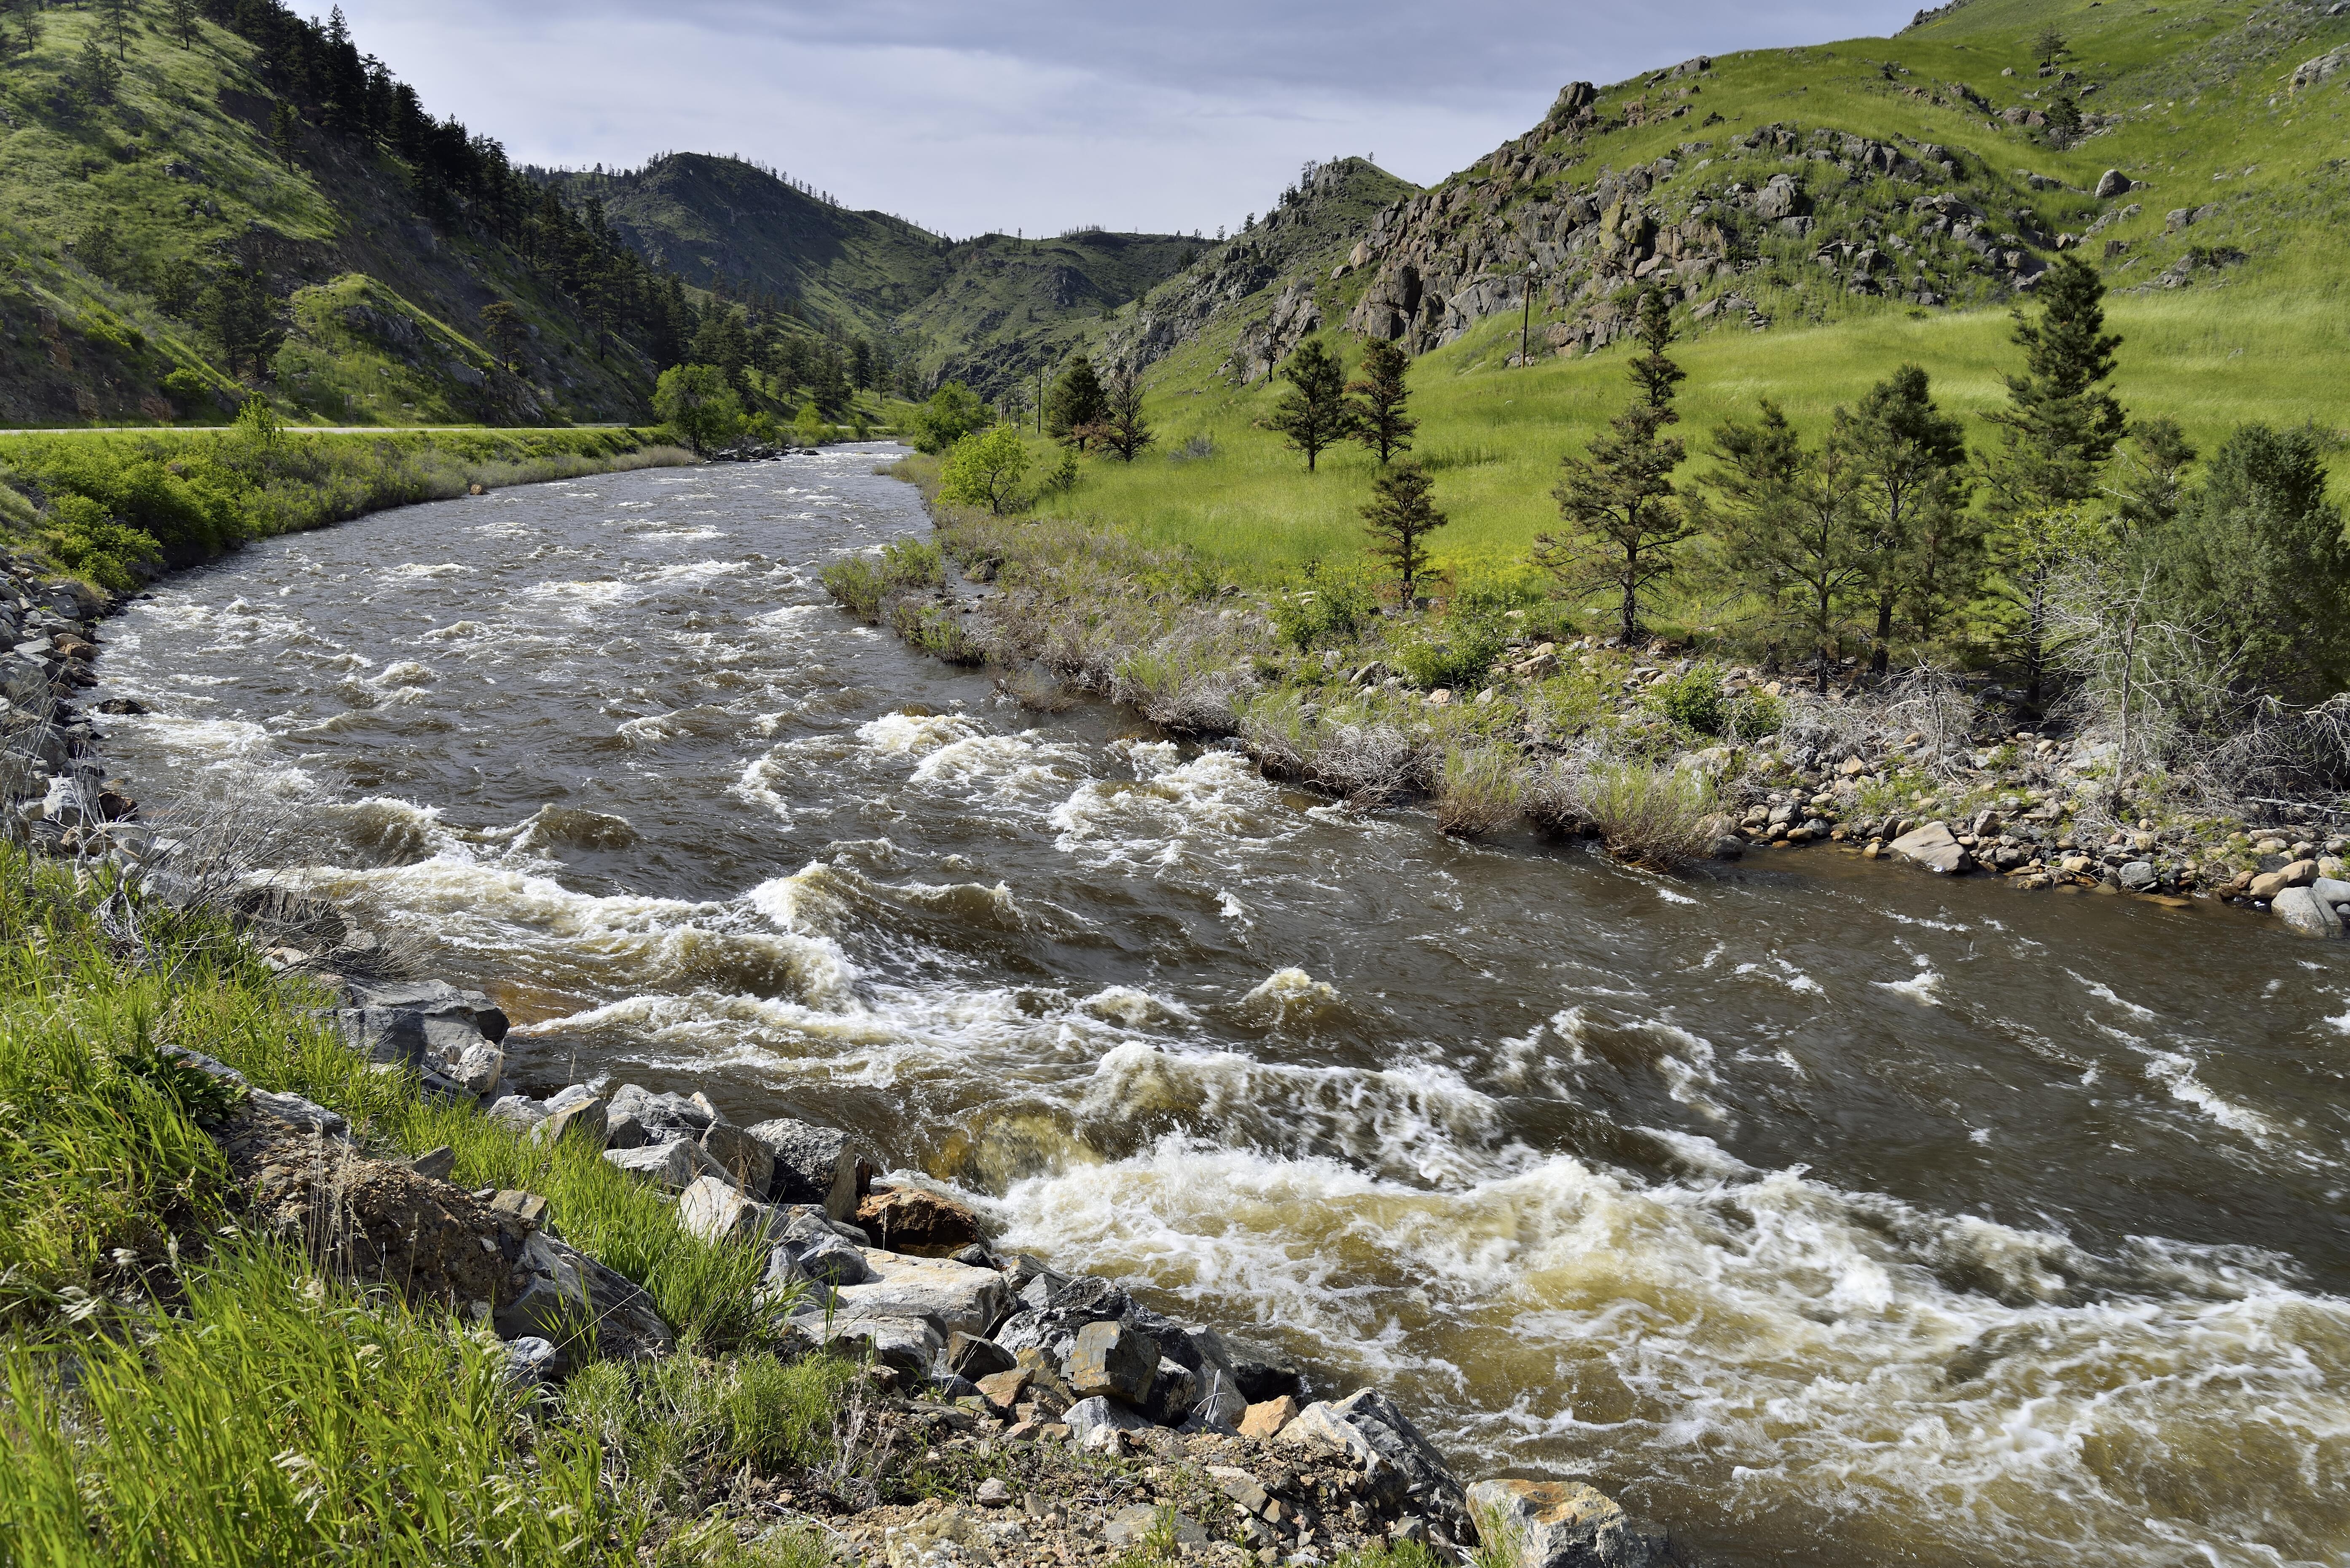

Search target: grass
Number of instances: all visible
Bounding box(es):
[1018,0,2350,595]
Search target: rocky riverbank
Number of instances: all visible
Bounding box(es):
[8,548,1683,1567]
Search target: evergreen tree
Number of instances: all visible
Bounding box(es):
[1045,358,1107,449]
[1094,369,1153,462]
[1983,255,2126,703]
[1268,338,1352,473]
[101,0,133,59]
[1347,337,1417,464]
[2034,23,2068,67]
[772,334,811,396]
[2144,423,2350,703]
[76,35,122,106]
[203,263,283,380]
[2110,418,2197,541]
[689,306,751,389]
[481,301,527,374]
[1361,460,1448,605]
[849,337,875,390]
[1710,401,1872,690]
[1530,293,1691,644]
[270,101,301,170]
[1837,364,1975,672]
[1626,290,1684,411]
[812,343,852,417]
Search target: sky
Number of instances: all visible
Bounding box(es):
[330,0,1921,239]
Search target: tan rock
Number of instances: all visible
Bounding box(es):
[1238,1394,1302,1439]
[855,1184,984,1257]
[975,1368,1032,1410]
[2250,859,2317,899]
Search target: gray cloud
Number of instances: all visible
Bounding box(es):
[332,0,1916,237]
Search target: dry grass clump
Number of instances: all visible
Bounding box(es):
[1435,742,1524,836]
[1534,755,1722,867]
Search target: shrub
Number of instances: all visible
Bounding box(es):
[908,382,990,454]
[1646,664,1726,736]
[1550,758,1721,866]
[37,494,161,592]
[821,539,943,623]
[158,367,219,412]
[887,596,984,663]
[1436,742,1523,835]
[653,365,745,453]
[1270,576,1379,653]
[1395,614,1507,691]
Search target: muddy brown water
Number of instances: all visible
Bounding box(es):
[91,448,2350,1567]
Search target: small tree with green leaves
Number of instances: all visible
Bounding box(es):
[1626,289,1684,411]
[1839,364,1975,673]
[1347,337,1417,464]
[1269,338,1354,473]
[909,381,989,454]
[76,35,123,106]
[1709,400,1872,690]
[203,262,282,380]
[2033,23,2068,68]
[939,425,1033,515]
[1360,460,1448,606]
[101,0,133,58]
[652,363,744,453]
[168,0,198,48]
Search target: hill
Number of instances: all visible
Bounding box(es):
[557,154,1203,400]
[1036,0,2350,584]
[0,2,677,427]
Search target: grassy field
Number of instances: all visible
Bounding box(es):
[1037,0,2350,588]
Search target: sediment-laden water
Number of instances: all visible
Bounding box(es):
[92,447,2350,1567]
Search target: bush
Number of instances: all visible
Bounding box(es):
[1271,576,1379,653]
[721,1352,862,1471]
[653,364,745,454]
[820,538,946,624]
[908,382,990,454]
[1436,742,1523,835]
[887,596,984,663]
[1646,664,1725,736]
[37,494,161,593]
[1395,614,1507,690]
[1546,759,1721,866]
[158,367,219,412]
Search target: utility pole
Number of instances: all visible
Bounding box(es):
[1035,365,1045,435]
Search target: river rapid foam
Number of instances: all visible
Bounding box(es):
[91,447,2350,1567]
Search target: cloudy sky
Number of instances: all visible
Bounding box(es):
[332,0,1918,239]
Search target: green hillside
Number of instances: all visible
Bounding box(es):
[1042,0,2350,586]
[0,3,673,427]
[559,154,1203,400]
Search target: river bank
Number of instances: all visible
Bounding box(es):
[64,449,2350,1567]
[0,483,1641,1568]
[859,453,2347,945]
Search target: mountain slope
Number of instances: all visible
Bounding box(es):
[0,3,663,427]
[561,154,1201,399]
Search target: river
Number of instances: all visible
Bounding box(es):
[89,447,2350,1568]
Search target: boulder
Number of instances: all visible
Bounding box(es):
[2116,859,2158,891]
[1279,1388,1467,1526]
[1890,821,1972,875]
[1066,1319,1160,1404]
[677,1176,783,1245]
[495,1228,674,1362]
[820,1316,943,1377]
[2249,859,2317,899]
[854,1184,985,1257]
[769,1216,873,1289]
[2094,169,2133,199]
[975,1367,1033,1410]
[747,1117,867,1217]
[603,1138,724,1191]
[828,1249,1009,1338]
[1221,1332,1308,1402]
[948,1331,1018,1381]
[532,1096,607,1149]
[2272,885,2344,938]
[1185,1371,1249,1433]
[1140,1356,1198,1425]
[702,1122,774,1196]
[994,1276,1134,1364]
[607,1085,716,1146]
[1240,1394,1304,1439]
[1464,1479,1677,1568]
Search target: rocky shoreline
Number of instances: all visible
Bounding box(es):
[5,551,1682,1568]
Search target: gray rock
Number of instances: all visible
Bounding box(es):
[1464,1478,1676,1568]
[746,1117,865,1216]
[248,1088,347,1135]
[2095,169,2133,199]
[677,1176,783,1245]
[1065,1395,1154,1443]
[828,1250,1009,1338]
[503,1335,561,1388]
[1184,1369,1249,1433]
[2116,859,2158,891]
[948,1331,1018,1380]
[783,1227,874,1289]
[701,1122,774,1196]
[819,1315,943,1375]
[602,1138,723,1191]
[532,1096,607,1149]
[1067,1319,1160,1403]
[1890,821,1972,875]
[407,1144,457,1181]
[995,1275,1133,1364]
[1141,1356,1198,1425]
[606,1085,714,1145]
[602,1109,650,1149]
[1219,1332,1308,1402]
[2272,885,2344,938]
[1280,1387,1467,1526]
[495,1230,672,1361]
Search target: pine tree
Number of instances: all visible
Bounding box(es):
[1348,337,1417,464]
[1983,255,2125,703]
[76,35,122,105]
[1361,460,1448,605]
[101,0,132,59]
[1530,290,1691,644]
[812,343,852,417]
[1625,290,1684,411]
[481,301,527,374]
[1094,369,1154,462]
[270,101,301,170]
[2034,23,2068,67]
[1268,338,1353,472]
[1837,364,1975,672]
[204,263,283,380]
[1045,358,1107,449]
[1710,401,1872,690]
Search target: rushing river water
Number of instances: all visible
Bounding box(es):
[89,448,2350,1567]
